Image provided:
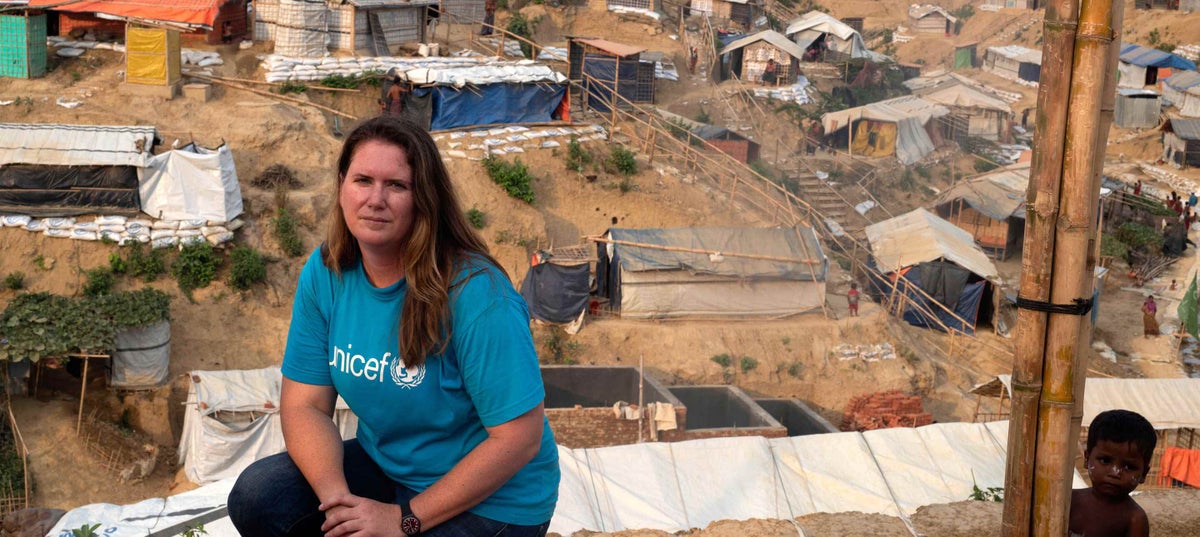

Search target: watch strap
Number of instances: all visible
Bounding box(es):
[399,500,421,536]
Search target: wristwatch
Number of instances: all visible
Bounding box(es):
[399,501,422,536]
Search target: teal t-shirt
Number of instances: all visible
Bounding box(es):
[281,250,559,525]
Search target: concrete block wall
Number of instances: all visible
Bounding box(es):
[546,406,688,448]
[841,390,934,431]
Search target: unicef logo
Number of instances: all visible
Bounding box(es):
[390,356,426,388]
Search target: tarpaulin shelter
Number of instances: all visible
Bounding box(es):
[953,41,978,70]
[933,163,1029,259]
[179,367,358,485]
[1118,43,1197,88]
[784,11,887,63]
[0,11,46,79]
[520,249,592,324]
[48,421,1092,536]
[984,45,1042,83]
[567,37,654,112]
[904,73,1013,141]
[1114,88,1162,128]
[689,0,759,27]
[0,123,155,216]
[907,4,957,35]
[597,226,828,319]
[138,143,243,222]
[691,124,761,163]
[866,208,1000,334]
[400,61,568,130]
[1163,118,1200,169]
[718,30,804,86]
[255,0,435,56]
[1163,70,1200,117]
[821,95,950,164]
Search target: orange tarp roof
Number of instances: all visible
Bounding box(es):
[29,0,223,28]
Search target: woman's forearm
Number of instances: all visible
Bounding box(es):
[282,402,352,502]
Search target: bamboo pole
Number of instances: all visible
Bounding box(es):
[186,72,361,93]
[1001,0,1080,529]
[199,75,358,120]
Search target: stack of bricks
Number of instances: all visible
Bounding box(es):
[840,390,934,432]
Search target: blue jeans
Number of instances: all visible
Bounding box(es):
[228,439,549,537]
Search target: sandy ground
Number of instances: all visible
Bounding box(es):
[1,0,1199,533]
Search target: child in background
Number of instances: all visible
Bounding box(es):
[847,282,859,317]
[1069,409,1156,537]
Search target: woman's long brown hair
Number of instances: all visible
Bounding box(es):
[324,116,506,368]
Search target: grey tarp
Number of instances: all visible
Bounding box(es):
[520,262,590,323]
[608,226,827,280]
[110,320,170,389]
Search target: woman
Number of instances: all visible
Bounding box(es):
[1142,296,1159,339]
[229,116,559,536]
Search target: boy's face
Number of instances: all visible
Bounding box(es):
[1085,440,1148,498]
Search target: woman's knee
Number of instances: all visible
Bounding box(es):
[228,452,310,532]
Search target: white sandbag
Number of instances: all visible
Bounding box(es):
[200,226,229,236]
[122,232,150,244]
[45,218,75,229]
[504,146,525,153]
[179,236,206,247]
[151,237,179,249]
[2,215,31,227]
[70,229,98,240]
[74,222,99,232]
[541,140,561,148]
[127,218,152,228]
[445,150,467,158]
[74,41,97,49]
[198,58,223,67]
[56,48,85,58]
[100,231,123,243]
[96,215,127,225]
[125,223,148,235]
[99,224,126,233]
[151,220,180,230]
[24,220,46,232]
[177,219,207,230]
[205,231,235,245]
[226,219,245,232]
[266,74,291,83]
[175,229,203,238]
[43,228,71,238]
[150,229,176,240]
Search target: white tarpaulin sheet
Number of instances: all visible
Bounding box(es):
[139,143,244,223]
[51,421,1086,536]
[0,123,155,167]
[179,367,357,485]
[866,208,1000,279]
[992,375,1200,430]
[821,95,949,164]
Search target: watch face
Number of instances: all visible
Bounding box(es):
[401,514,421,536]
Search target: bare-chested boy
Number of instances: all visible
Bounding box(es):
[1069,409,1157,537]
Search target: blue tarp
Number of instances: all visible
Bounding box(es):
[1166,70,1200,91]
[896,267,985,335]
[411,83,566,130]
[1120,43,1197,71]
[582,53,639,112]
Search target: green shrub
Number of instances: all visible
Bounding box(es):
[319,74,363,89]
[1115,222,1163,255]
[4,272,24,290]
[565,136,593,172]
[710,353,732,368]
[82,267,114,297]
[973,159,999,173]
[276,82,308,95]
[172,242,220,294]
[1100,234,1129,261]
[108,252,127,274]
[466,207,487,229]
[695,108,710,124]
[125,243,166,282]
[607,146,638,176]
[0,290,170,364]
[273,207,304,257]
[740,356,758,373]
[228,246,267,291]
[482,156,536,203]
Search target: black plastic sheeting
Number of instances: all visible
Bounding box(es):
[0,164,140,216]
[519,262,591,324]
[583,53,640,112]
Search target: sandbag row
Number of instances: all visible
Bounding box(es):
[259,54,566,87]
[0,215,241,249]
[431,124,608,161]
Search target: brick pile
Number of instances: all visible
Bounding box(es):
[840,390,934,431]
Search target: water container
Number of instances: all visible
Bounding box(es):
[418,43,430,57]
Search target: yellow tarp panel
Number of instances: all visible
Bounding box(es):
[125,25,180,86]
[850,120,897,158]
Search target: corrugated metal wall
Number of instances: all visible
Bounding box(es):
[1115,94,1161,129]
[440,0,486,22]
[352,7,424,52]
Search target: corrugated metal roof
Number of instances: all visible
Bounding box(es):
[574,37,645,58]
[986,45,1042,64]
[785,11,860,41]
[1165,70,1200,94]
[1119,43,1198,71]
[1116,88,1160,97]
[607,226,827,281]
[28,0,223,27]
[0,123,156,167]
[719,30,806,60]
[865,208,999,280]
[1169,118,1200,140]
[908,4,957,22]
[934,164,1029,221]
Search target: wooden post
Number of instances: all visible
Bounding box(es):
[76,357,89,435]
[638,353,645,443]
[611,57,619,127]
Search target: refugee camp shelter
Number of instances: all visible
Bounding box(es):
[907,4,957,35]
[180,367,358,484]
[821,95,950,164]
[1164,71,1200,117]
[1118,43,1197,88]
[0,123,154,216]
[718,30,804,86]
[0,11,47,79]
[254,0,436,56]
[439,0,486,21]
[689,0,760,28]
[394,58,568,130]
[785,11,885,62]
[933,163,1029,259]
[982,0,1040,8]
[903,73,1013,141]
[971,376,1200,489]
[984,45,1042,84]
[954,41,978,70]
[1163,118,1200,169]
[520,247,593,325]
[606,0,657,11]
[596,226,829,319]
[1114,88,1162,129]
[692,124,761,163]
[28,0,247,45]
[139,143,244,222]
[568,37,654,111]
[866,208,1000,334]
